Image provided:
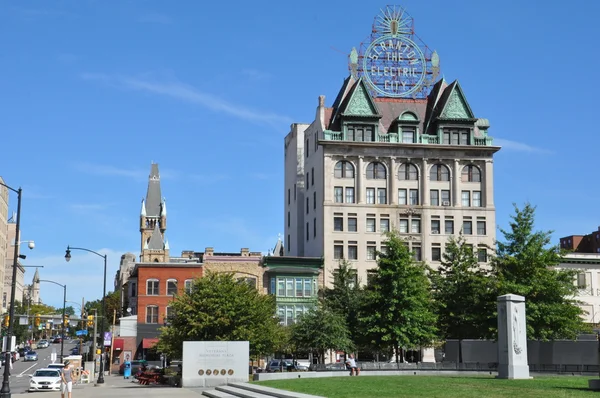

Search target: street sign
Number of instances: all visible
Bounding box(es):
[103,332,112,346]
[75,330,88,336]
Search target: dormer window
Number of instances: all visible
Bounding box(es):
[347,124,375,142]
[401,128,416,143]
[443,129,470,145]
[397,111,419,144]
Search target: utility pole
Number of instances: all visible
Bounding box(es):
[108,309,116,376]
[92,309,97,370]
[79,297,84,361]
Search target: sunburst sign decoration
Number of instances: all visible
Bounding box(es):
[349,6,440,99]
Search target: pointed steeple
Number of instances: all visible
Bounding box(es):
[145,163,162,217]
[161,198,167,217]
[32,268,39,285]
[140,199,146,216]
[147,223,164,250]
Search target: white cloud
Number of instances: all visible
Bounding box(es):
[80,73,292,128]
[494,138,552,154]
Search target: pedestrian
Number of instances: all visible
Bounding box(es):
[345,353,360,376]
[61,360,73,398]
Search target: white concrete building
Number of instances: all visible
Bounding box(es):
[556,253,600,324]
[284,78,500,286]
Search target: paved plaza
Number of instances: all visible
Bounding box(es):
[69,376,208,398]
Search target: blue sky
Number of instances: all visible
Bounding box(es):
[1,0,598,308]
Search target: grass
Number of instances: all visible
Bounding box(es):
[255,375,596,398]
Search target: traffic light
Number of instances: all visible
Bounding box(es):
[63,314,69,327]
[3,316,8,327]
[87,315,94,327]
[34,314,41,327]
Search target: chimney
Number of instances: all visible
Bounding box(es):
[317,95,326,130]
[241,248,249,257]
[205,247,214,256]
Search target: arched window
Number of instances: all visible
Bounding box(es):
[166,279,178,295]
[430,164,450,181]
[146,279,159,295]
[184,279,194,294]
[399,163,418,180]
[146,305,158,324]
[462,165,481,182]
[366,162,387,179]
[334,161,355,178]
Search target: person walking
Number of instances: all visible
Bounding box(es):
[61,360,74,398]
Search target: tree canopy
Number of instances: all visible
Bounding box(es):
[157,272,282,359]
[492,203,587,340]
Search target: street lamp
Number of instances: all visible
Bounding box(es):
[36,280,66,361]
[65,246,107,384]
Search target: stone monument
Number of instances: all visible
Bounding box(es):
[182,341,249,388]
[497,294,530,379]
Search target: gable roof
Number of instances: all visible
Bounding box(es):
[338,78,380,118]
[437,80,475,120]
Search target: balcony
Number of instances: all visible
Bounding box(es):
[322,130,494,146]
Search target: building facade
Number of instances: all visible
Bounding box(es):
[284,8,500,286]
[556,253,600,324]
[4,219,27,311]
[560,227,600,254]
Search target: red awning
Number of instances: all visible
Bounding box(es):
[142,338,159,349]
[112,338,124,351]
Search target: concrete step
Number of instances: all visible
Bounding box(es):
[215,385,266,398]
[228,382,326,398]
[203,389,238,398]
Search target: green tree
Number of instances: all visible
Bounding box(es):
[157,272,281,359]
[322,260,363,348]
[361,231,437,360]
[291,305,353,363]
[492,203,587,340]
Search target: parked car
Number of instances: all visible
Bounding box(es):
[29,368,62,392]
[24,351,38,362]
[37,340,49,349]
[52,337,62,344]
[18,346,31,356]
[47,363,65,371]
[266,360,308,372]
[0,353,14,365]
[70,346,80,355]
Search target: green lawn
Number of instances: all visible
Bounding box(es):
[256,375,595,398]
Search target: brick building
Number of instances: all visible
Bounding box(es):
[560,227,600,254]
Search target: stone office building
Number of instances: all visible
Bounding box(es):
[284,7,501,286]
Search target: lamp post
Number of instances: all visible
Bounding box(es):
[65,246,107,384]
[0,181,23,398]
[37,280,66,361]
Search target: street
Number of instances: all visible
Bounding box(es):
[8,340,79,394]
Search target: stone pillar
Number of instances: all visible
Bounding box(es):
[421,158,429,206]
[497,294,530,379]
[453,159,460,207]
[357,156,364,204]
[389,157,397,205]
[485,159,494,207]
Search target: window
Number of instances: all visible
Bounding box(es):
[348,244,358,260]
[431,247,441,261]
[441,190,451,206]
[477,220,487,235]
[463,221,473,235]
[294,184,296,200]
[306,198,309,214]
[287,234,290,252]
[304,278,312,297]
[306,222,309,241]
[306,172,309,188]
[313,217,316,237]
[167,279,178,295]
[443,130,469,145]
[399,218,408,233]
[473,191,482,207]
[430,190,439,206]
[412,245,422,261]
[277,279,285,296]
[430,164,450,181]
[366,162,387,179]
[399,163,418,180]
[367,245,376,260]
[380,218,390,232]
[131,283,136,297]
[345,187,355,203]
[409,189,419,205]
[334,187,343,203]
[305,139,309,157]
[348,124,375,142]
[462,165,481,182]
[146,306,158,324]
[477,248,487,263]
[367,270,377,286]
[286,279,294,297]
[334,244,344,259]
[377,188,387,204]
[287,189,290,205]
[577,273,586,289]
[313,192,316,209]
[287,211,290,227]
[411,218,421,233]
[445,219,454,234]
[270,277,275,294]
[146,279,159,296]
[366,217,376,232]
[431,219,440,234]
[334,216,343,231]
[311,167,314,186]
[348,217,357,232]
[366,188,375,204]
[334,161,355,178]
[380,245,388,255]
[461,191,470,207]
[184,279,193,294]
[402,129,415,143]
[398,189,407,205]
[296,279,303,297]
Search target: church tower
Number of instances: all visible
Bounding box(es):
[140,163,170,262]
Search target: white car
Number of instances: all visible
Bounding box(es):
[29,368,62,392]
[37,340,49,349]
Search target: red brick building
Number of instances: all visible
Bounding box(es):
[561,227,600,253]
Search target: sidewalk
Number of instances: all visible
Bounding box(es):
[72,375,208,398]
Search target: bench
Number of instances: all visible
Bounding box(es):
[136,372,163,385]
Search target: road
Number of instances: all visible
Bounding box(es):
[8,340,79,394]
